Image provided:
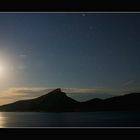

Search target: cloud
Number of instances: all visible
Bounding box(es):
[122,80,135,86]
[62,88,119,94]
[0,87,48,105]
[0,87,49,97]
[19,54,27,58]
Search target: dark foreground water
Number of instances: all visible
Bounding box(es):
[0,111,140,127]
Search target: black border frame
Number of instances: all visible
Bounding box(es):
[0,0,140,138]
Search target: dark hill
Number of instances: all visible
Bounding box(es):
[0,89,140,112]
[102,92,140,111]
[0,88,79,112]
[77,93,140,111]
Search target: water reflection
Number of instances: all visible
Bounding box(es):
[0,112,140,127]
[0,112,6,127]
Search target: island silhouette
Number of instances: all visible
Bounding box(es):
[0,88,140,112]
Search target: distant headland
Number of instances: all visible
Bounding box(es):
[0,88,140,112]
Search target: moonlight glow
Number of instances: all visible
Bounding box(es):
[0,63,7,78]
[0,64,4,76]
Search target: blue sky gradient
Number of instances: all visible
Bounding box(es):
[0,13,140,104]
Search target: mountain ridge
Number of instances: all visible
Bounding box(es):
[0,88,140,112]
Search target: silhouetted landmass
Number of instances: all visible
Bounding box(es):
[77,93,140,111]
[0,88,79,112]
[0,88,140,112]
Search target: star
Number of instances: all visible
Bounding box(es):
[82,14,86,17]
[89,26,93,30]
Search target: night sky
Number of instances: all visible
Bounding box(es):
[0,13,140,104]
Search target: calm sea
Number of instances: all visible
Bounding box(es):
[0,111,140,128]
